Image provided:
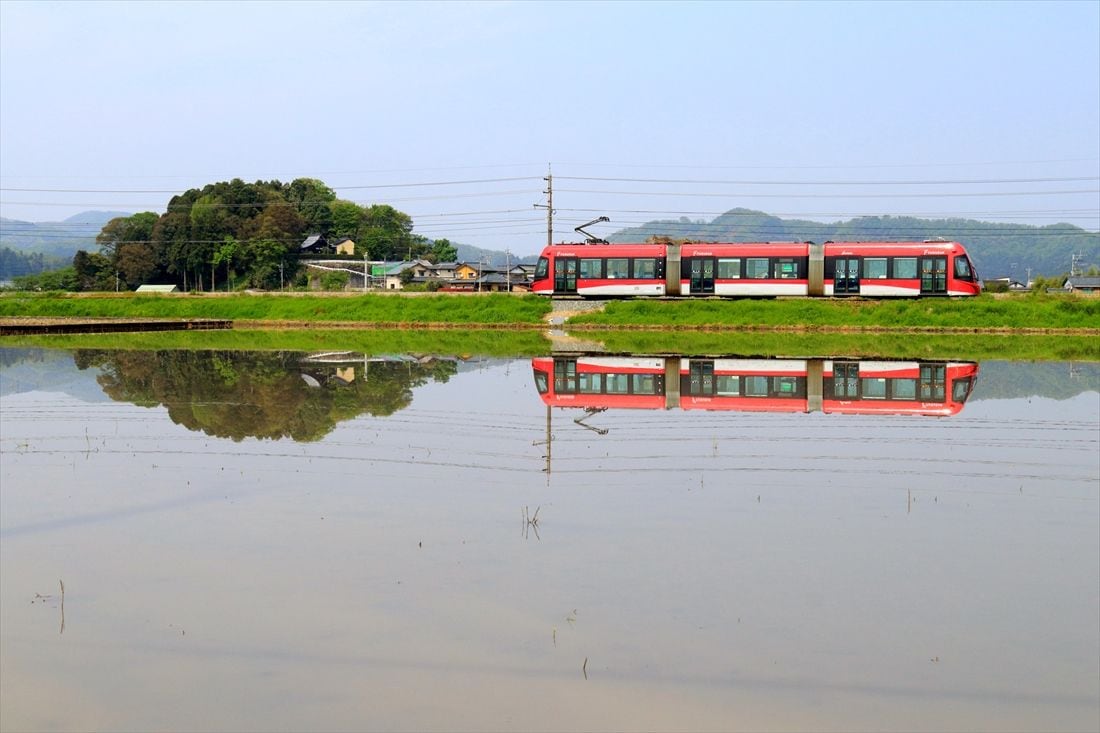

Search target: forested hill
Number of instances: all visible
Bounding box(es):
[608,208,1099,278]
[1,211,132,279]
[1,211,131,256]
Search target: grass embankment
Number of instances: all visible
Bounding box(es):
[585,331,1100,362]
[7,328,1095,362]
[0,292,552,326]
[1,328,550,356]
[567,295,1100,331]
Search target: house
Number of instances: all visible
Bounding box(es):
[332,237,356,256]
[427,262,459,280]
[1064,276,1100,293]
[455,262,480,281]
[300,234,330,254]
[477,272,515,292]
[383,262,418,290]
[510,264,536,281]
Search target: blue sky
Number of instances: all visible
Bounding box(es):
[1,0,1097,255]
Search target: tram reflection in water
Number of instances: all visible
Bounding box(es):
[533,356,978,417]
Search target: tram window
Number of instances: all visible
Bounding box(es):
[894,258,918,279]
[633,374,660,394]
[607,258,630,279]
[893,379,917,400]
[744,376,770,396]
[774,376,800,395]
[605,373,630,394]
[952,377,973,403]
[535,257,549,279]
[865,258,888,279]
[746,258,770,279]
[534,372,548,394]
[716,375,740,396]
[579,258,602,279]
[861,378,888,399]
[578,373,602,394]
[773,259,800,279]
[633,258,657,279]
[954,256,973,280]
[717,258,741,279]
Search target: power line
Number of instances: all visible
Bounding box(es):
[0,177,542,194]
[556,175,1099,186]
[557,188,1100,199]
[0,163,544,181]
[0,189,536,208]
[552,157,1100,170]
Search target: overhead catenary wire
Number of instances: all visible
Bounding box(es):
[555,175,1100,186]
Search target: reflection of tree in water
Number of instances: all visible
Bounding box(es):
[72,350,458,442]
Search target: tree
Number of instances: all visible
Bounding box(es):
[212,236,239,291]
[320,270,349,291]
[287,178,336,235]
[358,204,414,260]
[72,250,114,291]
[95,212,159,258]
[429,238,458,263]
[243,238,291,289]
[116,242,159,288]
[12,266,78,291]
[330,199,364,240]
[189,194,227,289]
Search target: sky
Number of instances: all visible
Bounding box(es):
[1,0,1098,256]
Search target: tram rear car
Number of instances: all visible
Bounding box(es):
[533,357,979,417]
[531,241,980,298]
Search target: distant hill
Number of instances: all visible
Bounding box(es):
[607,208,1099,279]
[0,210,131,258]
[453,242,537,268]
[61,210,132,226]
[0,210,533,272]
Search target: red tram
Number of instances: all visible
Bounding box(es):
[533,356,979,417]
[531,240,980,297]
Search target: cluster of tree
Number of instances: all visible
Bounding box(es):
[612,208,1099,278]
[73,348,458,441]
[58,178,457,292]
[0,247,68,281]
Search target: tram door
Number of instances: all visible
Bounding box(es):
[689,258,715,294]
[554,257,578,294]
[686,360,715,395]
[553,359,578,394]
[834,258,860,294]
[919,364,946,401]
[833,362,860,398]
[920,257,947,295]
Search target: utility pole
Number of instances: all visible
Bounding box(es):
[1071,252,1084,277]
[534,164,554,247]
[545,170,553,247]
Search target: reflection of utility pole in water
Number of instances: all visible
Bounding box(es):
[533,405,553,475]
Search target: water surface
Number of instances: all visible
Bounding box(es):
[1,348,1097,732]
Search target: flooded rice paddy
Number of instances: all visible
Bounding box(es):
[1,347,1098,732]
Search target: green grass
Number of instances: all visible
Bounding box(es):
[580,330,1100,362]
[5,327,1094,362]
[0,292,552,325]
[1,328,551,356]
[567,294,1100,330]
